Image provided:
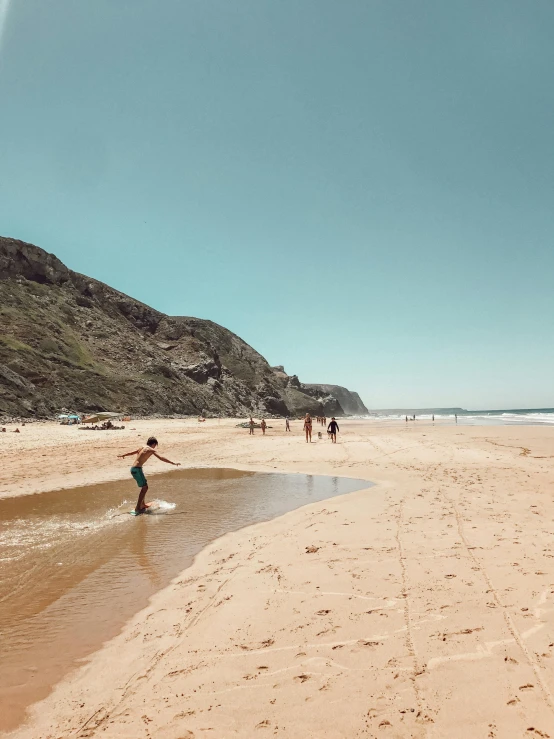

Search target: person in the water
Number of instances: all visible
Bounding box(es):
[118,437,180,513]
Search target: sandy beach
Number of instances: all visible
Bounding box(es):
[3,418,554,738]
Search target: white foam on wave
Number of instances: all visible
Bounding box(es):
[363,411,554,426]
[1,502,130,556]
[107,499,134,516]
[150,499,176,511]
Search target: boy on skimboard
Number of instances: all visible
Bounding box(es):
[118,437,180,514]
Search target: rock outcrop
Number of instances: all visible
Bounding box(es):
[270,367,367,417]
[302,384,369,415]
[0,237,367,418]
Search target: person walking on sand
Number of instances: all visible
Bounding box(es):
[303,413,313,443]
[261,418,267,435]
[118,437,180,514]
[249,417,255,435]
[327,417,340,443]
[285,416,291,432]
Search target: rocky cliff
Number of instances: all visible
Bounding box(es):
[0,237,367,418]
[271,369,368,417]
[303,384,369,415]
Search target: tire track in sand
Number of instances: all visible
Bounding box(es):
[394,497,433,733]
[441,486,554,714]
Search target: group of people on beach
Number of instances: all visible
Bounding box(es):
[303,413,339,443]
[246,413,340,443]
[248,417,268,434]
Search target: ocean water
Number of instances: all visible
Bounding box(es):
[360,408,554,426]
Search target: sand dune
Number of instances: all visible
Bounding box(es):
[3,418,554,738]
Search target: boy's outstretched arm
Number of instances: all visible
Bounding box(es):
[153,451,181,466]
[118,448,141,459]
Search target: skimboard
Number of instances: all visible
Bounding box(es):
[128,502,172,516]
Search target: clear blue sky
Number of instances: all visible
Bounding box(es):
[1,0,554,410]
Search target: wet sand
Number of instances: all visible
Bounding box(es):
[3,418,554,738]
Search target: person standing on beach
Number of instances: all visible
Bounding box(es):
[285,417,291,432]
[261,418,267,435]
[118,437,181,514]
[303,413,313,443]
[249,417,255,435]
[327,417,340,443]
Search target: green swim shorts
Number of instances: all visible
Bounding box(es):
[130,466,147,488]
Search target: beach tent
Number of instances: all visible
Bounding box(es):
[82,412,119,424]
